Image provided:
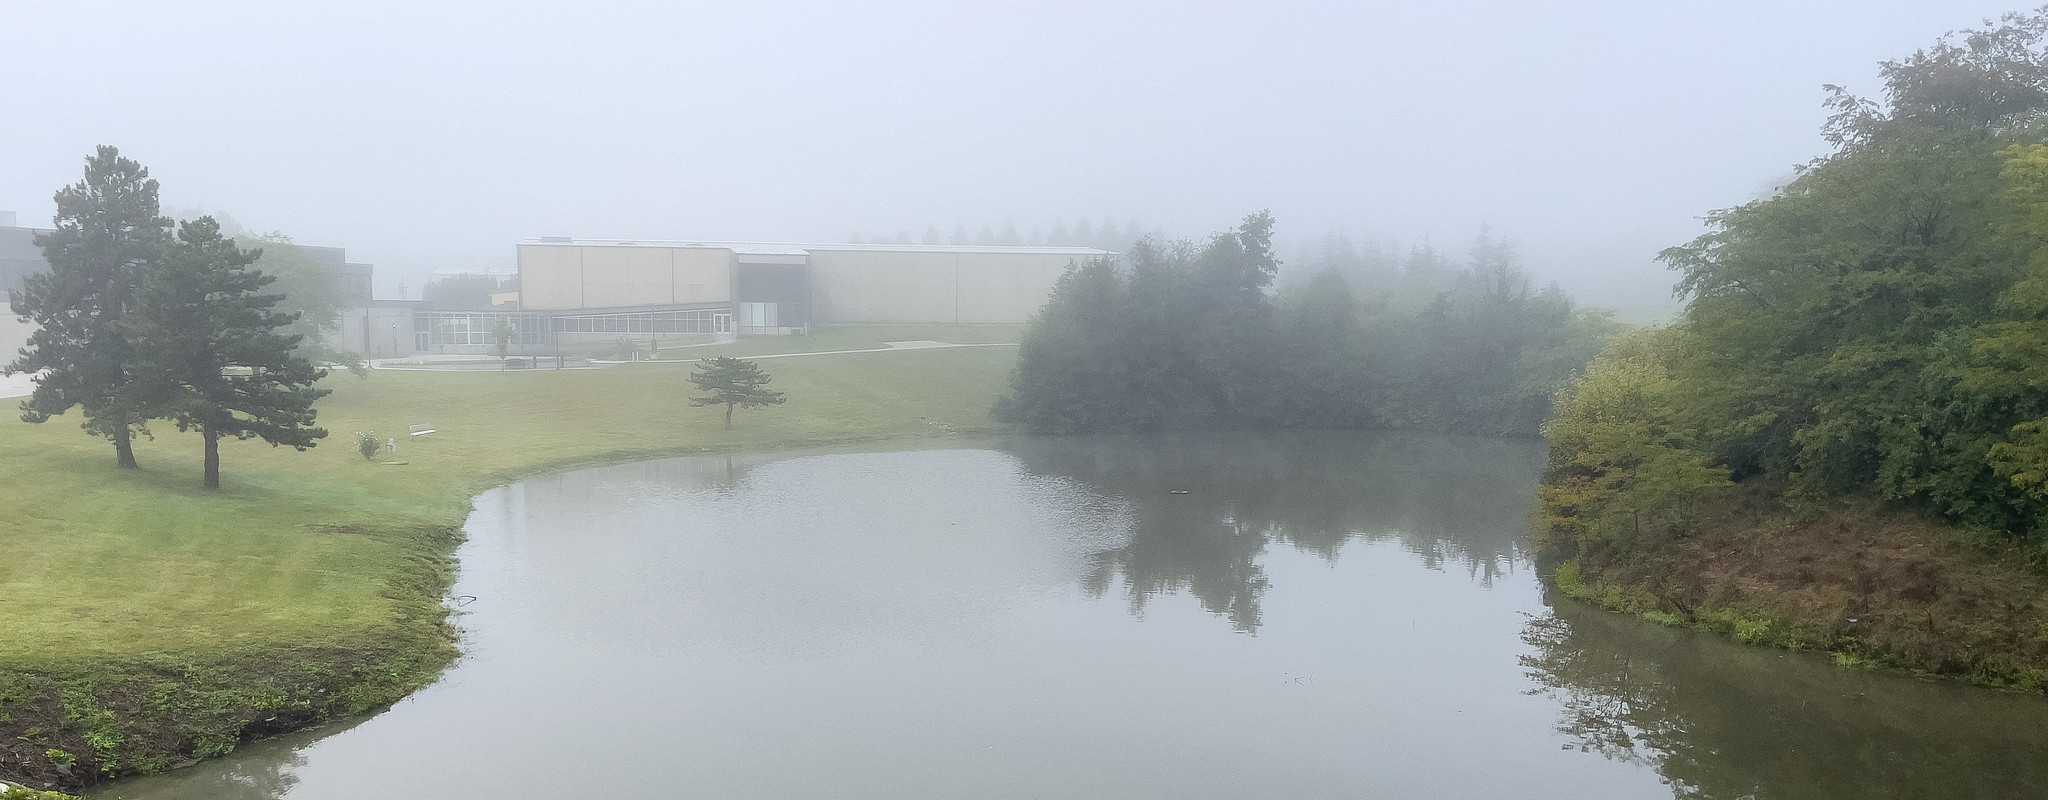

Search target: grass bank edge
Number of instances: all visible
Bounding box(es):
[1542,495,2048,694]
[0,346,1018,790]
[2,430,1014,792]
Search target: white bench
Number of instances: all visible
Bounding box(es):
[409,423,436,437]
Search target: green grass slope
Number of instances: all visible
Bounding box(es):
[0,341,1016,788]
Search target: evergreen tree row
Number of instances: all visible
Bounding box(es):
[6,146,329,488]
[849,216,1152,252]
[996,212,1617,435]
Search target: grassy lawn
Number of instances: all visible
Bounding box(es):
[1,337,1019,786]
[1,344,1016,663]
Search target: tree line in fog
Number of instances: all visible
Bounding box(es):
[997,211,1619,435]
[849,216,1153,252]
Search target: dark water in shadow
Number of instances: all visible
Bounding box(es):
[95,431,2048,799]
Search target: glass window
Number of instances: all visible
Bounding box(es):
[741,302,779,328]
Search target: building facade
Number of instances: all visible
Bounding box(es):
[5,218,1111,360]
[495,238,1105,351]
[0,212,48,359]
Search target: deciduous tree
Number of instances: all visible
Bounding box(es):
[236,232,352,366]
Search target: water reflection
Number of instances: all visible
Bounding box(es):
[1521,596,2048,799]
[96,717,366,800]
[1009,430,1547,633]
[94,433,2048,800]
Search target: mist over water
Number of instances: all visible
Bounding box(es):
[95,434,2048,800]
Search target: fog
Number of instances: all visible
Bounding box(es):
[0,0,2020,306]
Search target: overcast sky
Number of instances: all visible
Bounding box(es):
[0,0,2028,305]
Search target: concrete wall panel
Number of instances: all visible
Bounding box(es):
[953,252,1074,323]
[518,245,585,310]
[522,242,1086,323]
[521,245,734,309]
[809,249,1077,324]
[672,248,731,305]
[809,250,959,323]
[581,246,677,308]
[328,305,418,358]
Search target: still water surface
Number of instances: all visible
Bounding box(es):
[100,432,2048,798]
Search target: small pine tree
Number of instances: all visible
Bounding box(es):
[126,217,330,489]
[687,356,785,430]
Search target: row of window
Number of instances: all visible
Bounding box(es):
[414,313,550,346]
[412,310,731,346]
[555,310,718,334]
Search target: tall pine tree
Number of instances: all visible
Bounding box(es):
[127,217,329,489]
[6,146,170,469]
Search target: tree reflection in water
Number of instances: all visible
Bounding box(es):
[1521,597,2048,800]
[1004,430,1548,633]
[91,715,371,800]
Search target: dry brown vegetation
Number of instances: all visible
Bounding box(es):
[1561,482,2048,689]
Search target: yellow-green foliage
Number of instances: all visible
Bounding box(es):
[1537,330,1728,548]
[1980,144,2048,502]
[2,786,82,800]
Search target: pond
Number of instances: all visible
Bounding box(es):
[97,432,2048,799]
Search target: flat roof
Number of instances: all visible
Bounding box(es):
[520,237,1111,256]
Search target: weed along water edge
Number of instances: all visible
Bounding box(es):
[91,433,2048,800]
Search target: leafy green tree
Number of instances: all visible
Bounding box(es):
[1654,9,2048,534]
[5,146,170,469]
[235,233,351,365]
[1539,331,1729,550]
[125,217,330,489]
[491,316,515,362]
[1532,9,2048,556]
[688,356,785,429]
[1978,143,2048,504]
[422,273,501,310]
